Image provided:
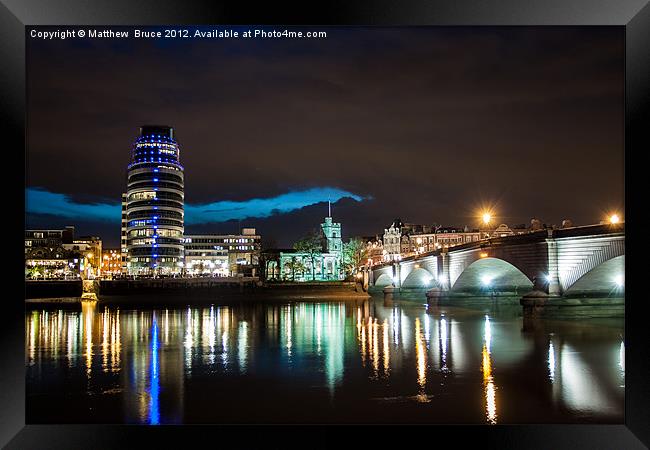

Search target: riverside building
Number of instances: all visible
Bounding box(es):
[25,226,102,279]
[382,219,489,261]
[264,209,344,282]
[182,228,261,277]
[125,125,185,275]
[101,249,123,278]
[25,226,77,279]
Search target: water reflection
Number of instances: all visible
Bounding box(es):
[548,339,556,382]
[26,300,624,424]
[414,318,429,402]
[358,314,391,379]
[149,312,160,425]
[83,301,95,378]
[438,316,449,374]
[619,341,624,373]
[481,315,497,424]
[238,321,248,373]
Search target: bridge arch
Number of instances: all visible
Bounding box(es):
[556,235,624,293]
[402,267,437,288]
[374,273,394,288]
[564,255,624,295]
[450,257,534,294]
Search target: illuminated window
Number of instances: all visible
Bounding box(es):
[129,191,157,201]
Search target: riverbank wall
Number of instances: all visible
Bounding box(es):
[25,278,370,304]
[26,280,82,299]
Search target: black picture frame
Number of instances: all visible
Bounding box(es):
[2,0,648,448]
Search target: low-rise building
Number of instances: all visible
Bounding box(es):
[382,219,404,261]
[433,227,483,249]
[25,226,82,279]
[361,235,384,267]
[382,220,488,260]
[101,249,122,278]
[25,226,75,249]
[183,228,261,277]
[63,236,103,278]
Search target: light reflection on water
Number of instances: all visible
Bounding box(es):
[482,315,497,424]
[26,299,624,424]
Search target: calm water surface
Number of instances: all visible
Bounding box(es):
[26,297,624,424]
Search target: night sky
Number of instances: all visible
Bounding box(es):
[26,26,624,248]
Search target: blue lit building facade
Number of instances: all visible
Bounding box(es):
[125,126,184,275]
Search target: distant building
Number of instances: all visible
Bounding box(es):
[530,218,543,231]
[63,236,102,278]
[489,224,515,238]
[382,220,484,260]
[101,249,122,278]
[183,228,261,277]
[25,226,79,279]
[432,227,483,250]
[383,218,407,261]
[25,226,103,279]
[361,235,384,267]
[25,226,75,250]
[264,210,344,281]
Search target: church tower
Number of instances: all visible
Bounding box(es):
[321,202,342,256]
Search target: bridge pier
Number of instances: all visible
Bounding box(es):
[520,291,624,319]
[383,285,395,305]
[439,252,451,291]
[425,287,445,306]
[546,234,562,296]
[81,279,100,301]
[393,263,401,288]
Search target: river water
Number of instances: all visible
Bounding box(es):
[26,296,624,424]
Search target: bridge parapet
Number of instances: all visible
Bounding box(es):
[551,222,624,239]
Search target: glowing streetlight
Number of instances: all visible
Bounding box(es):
[609,214,620,224]
[482,212,492,226]
[614,274,624,288]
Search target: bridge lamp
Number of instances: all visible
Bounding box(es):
[481,275,493,287]
[614,274,624,288]
[609,214,620,224]
[482,212,492,226]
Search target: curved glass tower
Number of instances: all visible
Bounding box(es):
[126,125,184,275]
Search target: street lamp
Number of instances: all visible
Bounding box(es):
[482,212,492,226]
[480,210,494,239]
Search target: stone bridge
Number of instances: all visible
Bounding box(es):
[370,223,624,299]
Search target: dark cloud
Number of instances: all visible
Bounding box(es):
[27,26,624,247]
